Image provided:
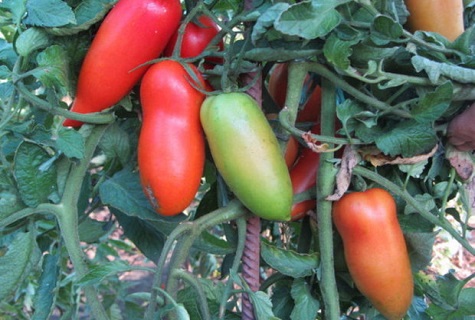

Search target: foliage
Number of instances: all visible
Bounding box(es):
[0,0,474,319]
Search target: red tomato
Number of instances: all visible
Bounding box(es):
[284,136,299,169]
[63,0,182,127]
[164,15,223,67]
[289,123,320,220]
[138,60,207,216]
[332,188,414,320]
[268,63,321,123]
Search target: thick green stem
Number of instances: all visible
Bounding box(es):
[55,125,109,320]
[171,269,211,320]
[353,165,475,255]
[316,78,340,319]
[145,200,246,320]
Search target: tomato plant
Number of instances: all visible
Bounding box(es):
[138,60,207,216]
[404,0,465,41]
[63,0,182,127]
[333,188,414,320]
[200,92,293,221]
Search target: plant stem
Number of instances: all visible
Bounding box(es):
[353,165,475,255]
[55,124,109,320]
[316,78,340,320]
[171,269,211,320]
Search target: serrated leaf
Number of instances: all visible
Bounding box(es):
[0,231,41,301]
[76,260,132,287]
[13,141,57,207]
[375,120,437,157]
[252,3,290,43]
[370,14,403,45]
[32,253,60,320]
[47,0,115,36]
[290,279,320,320]
[32,45,69,93]
[99,123,130,166]
[261,242,318,278]
[275,0,347,40]
[250,291,279,320]
[323,33,356,70]
[55,127,85,159]
[412,55,475,84]
[15,27,50,57]
[411,82,453,123]
[404,232,436,272]
[24,0,76,27]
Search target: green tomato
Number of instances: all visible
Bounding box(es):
[200,92,292,221]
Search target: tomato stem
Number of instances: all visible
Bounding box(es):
[55,125,109,320]
[316,78,340,319]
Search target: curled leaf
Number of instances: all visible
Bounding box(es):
[446,145,474,181]
[327,145,360,201]
[360,144,438,167]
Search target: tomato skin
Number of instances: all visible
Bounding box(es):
[332,188,413,320]
[63,0,182,127]
[268,63,321,123]
[200,92,293,221]
[404,0,464,41]
[164,15,223,66]
[284,136,299,169]
[138,60,206,216]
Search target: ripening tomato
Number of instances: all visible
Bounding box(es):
[284,136,299,168]
[138,60,207,216]
[404,0,464,41]
[164,15,223,67]
[332,188,414,320]
[289,122,321,221]
[268,63,321,123]
[200,92,293,221]
[63,0,182,127]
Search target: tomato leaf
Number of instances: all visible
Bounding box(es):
[15,28,50,57]
[23,0,76,27]
[32,45,69,94]
[261,242,319,278]
[375,120,437,157]
[0,231,41,301]
[411,82,453,123]
[76,260,133,287]
[252,3,290,43]
[32,252,60,320]
[323,33,357,70]
[370,14,404,45]
[13,141,58,207]
[55,127,85,159]
[271,284,294,319]
[275,1,347,40]
[98,123,131,166]
[290,279,320,320]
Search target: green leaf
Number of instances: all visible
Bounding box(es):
[15,27,50,57]
[193,230,235,255]
[250,291,279,320]
[76,260,132,287]
[271,283,294,319]
[32,252,60,320]
[404,232,436,272]
[13,141,57,207]
[274,0,347,40]
[99,167,185,227]
[112,208,166,262]
[323,33,357,70]
[412,55,475,84]
[99,123,131,166]
[375,120,437,157]
[1,0,27,26]
[290,279,320,320]
[252,3,290,43]
[411,82,453,123]
[370,14,404,45]
[0,189,24,219]
[24,0,76,27]
[0,231,41,301]
[32,45,69,93]
[261,242,318,278]
[78,217,112,243]
[55,127,85,159]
